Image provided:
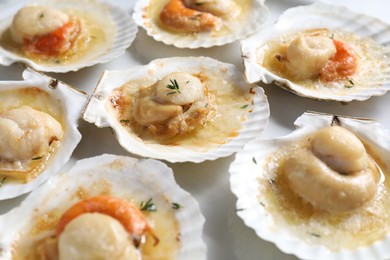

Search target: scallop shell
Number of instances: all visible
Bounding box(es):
[0,0,137,73]
[0,68,86,200]
[133,0,269,49]
[229,111,390,260]
[82,56,270,163]
[241,3,390,101]
[0,154,207,260]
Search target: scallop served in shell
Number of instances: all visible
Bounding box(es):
[230,111,390,260]
[241,3,390,101]
[0,154,206,260]
[83,56,270,163]
[0,68,86,200]
[0,0,138,73]
[133,0,269,48]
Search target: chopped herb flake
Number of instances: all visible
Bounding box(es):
[345,79,355,88]
[330,33,334,39]
[120,119,130,123]
[309,232,321,238]
[190,14,202,21]
[260,202,265,207]
[252,157,257,164]
[32,156,43,160]
[172,202,182,209]
[140,198,156,212]
[166,79,181,95]
[275,54,283,62]
[240,104,249,109]
[0,176,7,187]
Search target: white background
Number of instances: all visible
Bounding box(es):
[0,0,389,259]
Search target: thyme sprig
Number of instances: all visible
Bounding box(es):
[166,79,181,95]
[140,198,156,212]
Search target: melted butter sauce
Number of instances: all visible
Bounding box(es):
[0,9,109,65]
[0,88,64,183]
[258,137,390,251]
[149,0,251,37]
[108,72,253,152]
[12,179,180,259]
[259,28,388,94]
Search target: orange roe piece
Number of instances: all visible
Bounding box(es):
[55,195,158,245]
[23,21,76,56]
[160,0,218,32]
[319,40,358,82]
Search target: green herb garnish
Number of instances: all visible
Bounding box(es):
[252,157,257,164]
[32,156,43,161]
[190,14,202,21]
[166,79,181,95]
[0,176,7,187]
[330,33,334,39]
[172,202,182,210]
[345,79,355,88]
[120,119,130,123]
[275,54,283,62]
[240,104,249,109]
[140,198,156,212]
[309,232,321,238]
[260,202,265,207]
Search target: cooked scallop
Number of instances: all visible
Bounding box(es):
[10,6,70,44]
[0,106,62,162]
[58,213,140,260]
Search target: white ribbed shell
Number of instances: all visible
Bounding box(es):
[83,56,270,163]
[133,0,269,49]
[230,111,390,260]
[0,68,86,200]
[0,0,137,73]
[241,3,390,101]
[0,154,206,260]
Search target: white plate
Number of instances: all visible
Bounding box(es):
[0,0,390,260]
